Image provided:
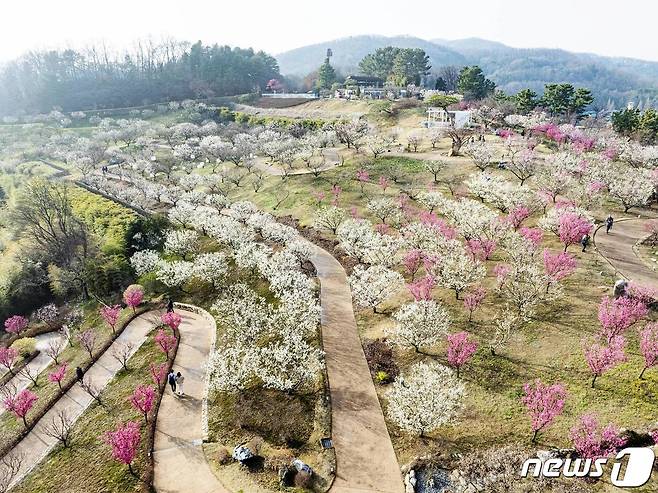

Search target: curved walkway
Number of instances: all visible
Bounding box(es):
[0,310,161,490]
[594,218,658,289]
[81,173,404,491]
[0,332,65,416]
[310,246,404,493]
[153,305,227,493]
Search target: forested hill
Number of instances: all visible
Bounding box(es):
[277,35,658,107]
[0,41,280,116]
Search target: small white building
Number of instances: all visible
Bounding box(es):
[426,107,473,129]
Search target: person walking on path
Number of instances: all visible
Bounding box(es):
[175,372,185,396]
[606,215,614,234]
[167,370,177,393]
[76,366,84,382]
[166,298,174,313]
[581,233,591,252]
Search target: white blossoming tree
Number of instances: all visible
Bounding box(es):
[387,361,465,436]
[349,265,404,313]
[388,300,451,353]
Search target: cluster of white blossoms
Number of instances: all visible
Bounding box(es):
[386,361,465,436]
[336,219,402,267]
[387,300,451,353]
[465,173,536,213]
[129,198,325,394]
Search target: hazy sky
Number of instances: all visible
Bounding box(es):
[2,0,656,62]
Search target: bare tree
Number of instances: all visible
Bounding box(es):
[18,365,41,388]
[0,452,24,493]
[45,338,65,365]
[80,378,103,407]
[439,65,460,92]
[111,342,135,371]
[42,409,74,448]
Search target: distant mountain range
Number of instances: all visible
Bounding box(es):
[276,35,658,108]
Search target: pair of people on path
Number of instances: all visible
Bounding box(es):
[606,215,614,234]
[167,370,185,396]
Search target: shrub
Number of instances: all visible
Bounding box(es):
[217,446,232,465]
[375,371,391,385]
[246,436,264,455]
[363,339,399,381]
[11,337,36,358]
[294,470,313,489]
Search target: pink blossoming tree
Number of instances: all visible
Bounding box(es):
[598,296,648,342]
[78,329,97,358]
[446,332,478,377]
[355,169,370,194]
[569,414,624,459]
[0,346,19,376]
[4,315,28,335]
[123,285,144,313]
[583,335,626,388]
[543,249,577,292]
[100,305,122,333]
[154,329,177,355]
[407,276,435,301]
[639,322,658,379]
[558,212,593,251]
[161,312,182,332]
[507,205,531,230]
[149,362,168,387]
[466,239,497,261]
[402,249,424,281]
[4,389,38,428]
[463,286,486,322]
[521,379,567,442]
[48,362,68,391]
[519,227,543,249]
[103,421,141,475]
[129,385,156,422]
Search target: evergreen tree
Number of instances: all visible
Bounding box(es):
[515,89,538,114]
[457,66,496,100]
[316,58,337,90]
[611,108,641,136]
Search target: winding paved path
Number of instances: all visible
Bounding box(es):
[594,218,657,289]
[153,305,227,493]
[79,173,405,492]
[311,246,404,493]
[0,311,161,490]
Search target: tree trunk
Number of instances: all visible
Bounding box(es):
[591,374,597,388]
[639,366,647,379]
[532,429,538,443]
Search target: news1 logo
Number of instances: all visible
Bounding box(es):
[521,447,655,487]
